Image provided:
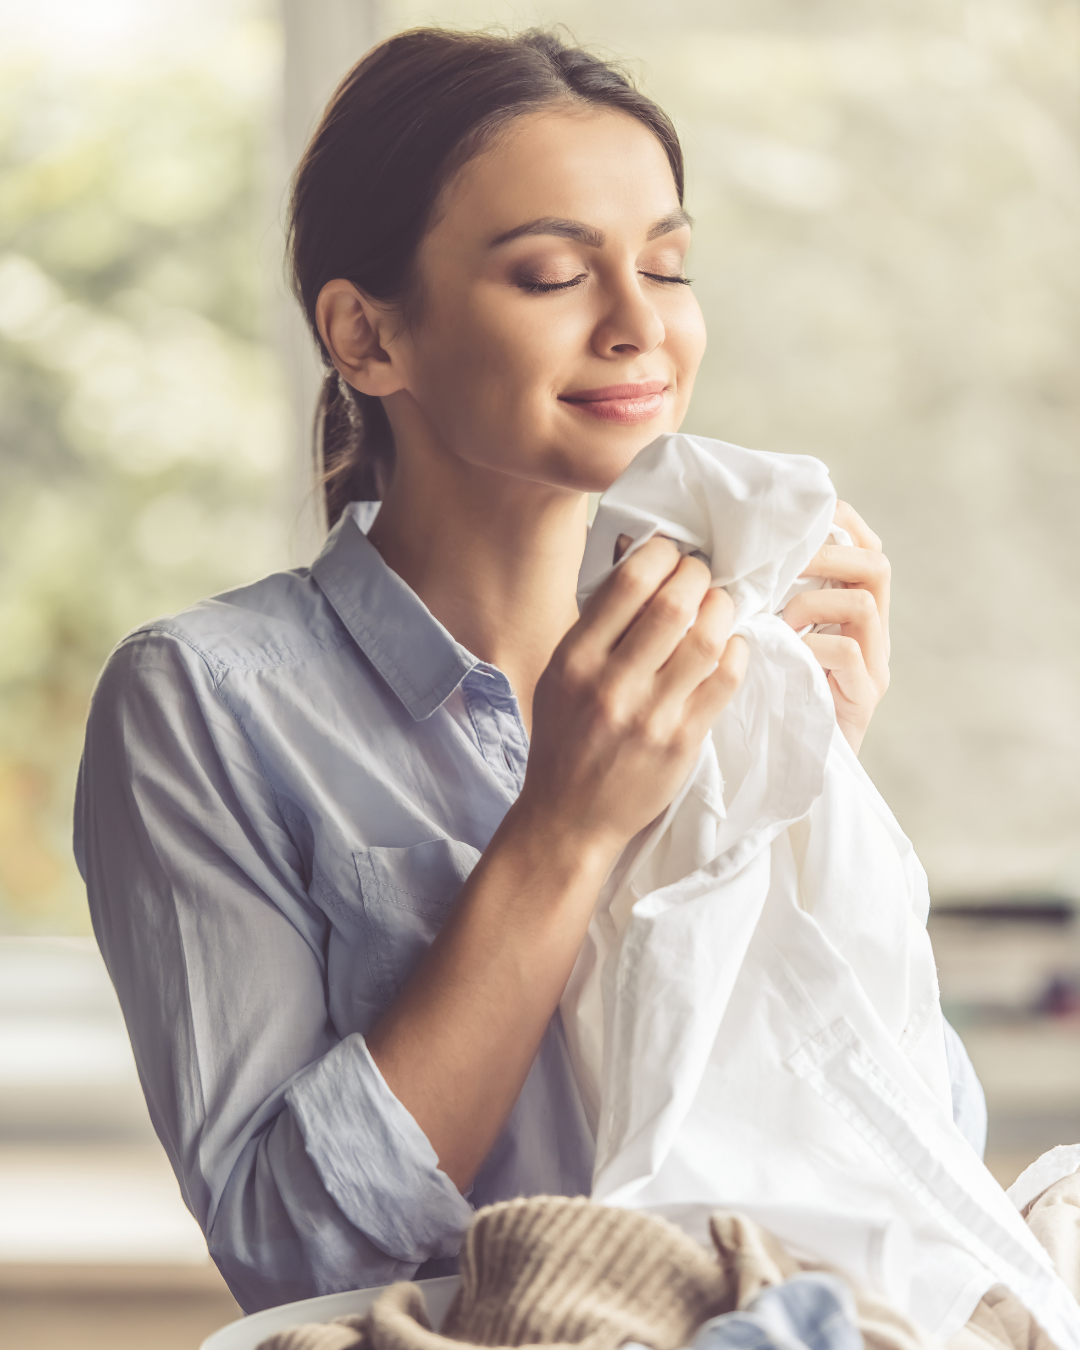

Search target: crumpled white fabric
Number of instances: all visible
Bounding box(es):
[561,434,1080,1348]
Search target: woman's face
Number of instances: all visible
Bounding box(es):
[387,106,706,493]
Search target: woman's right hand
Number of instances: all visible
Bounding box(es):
[516,536,748,865]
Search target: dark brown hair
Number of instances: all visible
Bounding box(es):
[288,27,684,528]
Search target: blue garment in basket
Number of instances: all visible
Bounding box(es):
[625,1273,861,1350]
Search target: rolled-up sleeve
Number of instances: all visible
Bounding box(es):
[287,1035,471,1260]
[75,630,473,1311]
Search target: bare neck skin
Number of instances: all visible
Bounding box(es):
[367,406,586,736]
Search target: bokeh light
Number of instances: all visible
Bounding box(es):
[0,0,289,932]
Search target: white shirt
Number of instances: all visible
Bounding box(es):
[562,434,1080,1347]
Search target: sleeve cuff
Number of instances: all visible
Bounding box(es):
[286,1032,474,1263]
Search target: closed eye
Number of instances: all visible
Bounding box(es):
[519,274,587,294]
[519,271,693,294]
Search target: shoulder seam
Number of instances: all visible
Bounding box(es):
[110,632,312,884]
[113,621,354,680]
[114,625,227,687]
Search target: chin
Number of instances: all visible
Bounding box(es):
[579,422,677,492]
[499,415,681,494]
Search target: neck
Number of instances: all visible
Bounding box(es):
[366,443,587,737]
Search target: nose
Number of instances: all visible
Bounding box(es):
[590,271,666,359]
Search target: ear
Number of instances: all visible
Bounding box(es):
[315,279,407,398]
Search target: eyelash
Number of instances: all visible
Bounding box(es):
[521,271,693,294]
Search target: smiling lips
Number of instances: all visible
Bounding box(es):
[559,380,667,423]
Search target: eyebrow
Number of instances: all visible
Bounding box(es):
[489,208,693,249]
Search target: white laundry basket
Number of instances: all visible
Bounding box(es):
[200,1274,462,1350]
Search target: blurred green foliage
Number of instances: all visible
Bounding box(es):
[0,30,289,932]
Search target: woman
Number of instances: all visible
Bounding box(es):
[76,29,893,1312]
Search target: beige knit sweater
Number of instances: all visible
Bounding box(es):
[256,1195,928,1350]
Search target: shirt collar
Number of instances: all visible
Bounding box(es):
[311,503,478,721]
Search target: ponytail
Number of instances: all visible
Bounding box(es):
[314,371,392,527]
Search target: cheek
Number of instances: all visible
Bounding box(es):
[420,295,570,417]
[401,304,562,476]
[666,294,708,378]
[471,292,580,376]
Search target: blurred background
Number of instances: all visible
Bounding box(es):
[0,0,1077,1345]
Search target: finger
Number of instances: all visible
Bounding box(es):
[797,544,891,640]
[833,500,881,552]
[783,588,888,685]
[654,586,737,699]
[577,535,684,653]
[609,551,714,673]
[801,632,877,713]
[614,531,694,566]
[799,543,889,591]
[685,634,749,727]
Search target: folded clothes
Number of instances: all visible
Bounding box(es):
[561,434,1080,1347]
[677,1276,862,1350]
[254,1195,917,1350]
[250,1143,1080,1350]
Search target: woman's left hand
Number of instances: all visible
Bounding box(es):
[782,501,891,755]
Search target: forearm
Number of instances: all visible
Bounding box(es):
[365,801,615,1190]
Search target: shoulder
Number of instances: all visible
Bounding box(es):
[84,567,356,748]
[107,566,353,685]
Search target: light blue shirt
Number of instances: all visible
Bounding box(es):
[75,503,594,1312]
[74,500,985,1315]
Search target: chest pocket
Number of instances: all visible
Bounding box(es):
[355,837,481,1006]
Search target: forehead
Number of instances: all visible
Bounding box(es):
[433,107,681,246]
